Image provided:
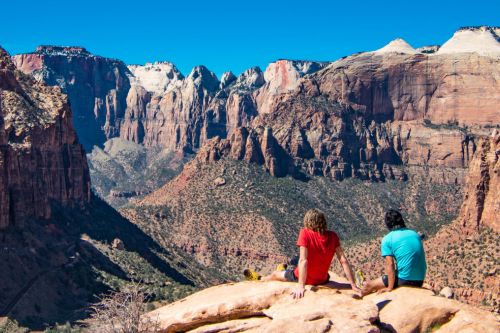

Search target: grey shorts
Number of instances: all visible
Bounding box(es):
[284,269,298,282]
[284,269,330,285]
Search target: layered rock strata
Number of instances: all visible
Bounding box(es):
[195,28,499,182]
[12,27,500,186]
[0,47,90,229]
[12,46,131,150]
[121,65,224,152]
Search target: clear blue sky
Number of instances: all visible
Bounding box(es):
[1,0,498,77]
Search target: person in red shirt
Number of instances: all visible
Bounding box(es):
[262,209,360,298]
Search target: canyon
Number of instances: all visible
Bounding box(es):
[12,27,499,207]
[0,25,498,331]
[0,48,211,330]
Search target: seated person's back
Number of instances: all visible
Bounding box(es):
[382,228,426,281]
[295,228,340,285]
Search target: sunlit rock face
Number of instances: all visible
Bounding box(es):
[127,61,184,95]
[12,27,500,186]
[143,279,500,333]
[0,46,90,229]
[457,130,500,232]
[197,28,500,182]
[436,26,500,57]
[121,65,223,152]
[12,46,131,150]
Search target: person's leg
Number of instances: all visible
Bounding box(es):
[361,276,387,296]
[261,270,287,282]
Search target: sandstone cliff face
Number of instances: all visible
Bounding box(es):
[255,59,328,114]
[119,63,325,153]
[196,112,474,182]
[312,51,499,125]
[121,65,224,152]
[12,28,500,192]
[196,127,291,178]
[194,29,499,182]
[0,47,90,229]
[457,130,499,231]
[14,28,499,164]
[12,46,131,150]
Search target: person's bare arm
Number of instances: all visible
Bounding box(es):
[379,256,396,293]
[335,246,360,292]
[292,246,308,299]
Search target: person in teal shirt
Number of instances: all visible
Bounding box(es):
[362,209,426,295]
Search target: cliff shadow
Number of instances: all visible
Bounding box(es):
[0,216,128,330]
[51,194,195,287]
[1,194,195,330]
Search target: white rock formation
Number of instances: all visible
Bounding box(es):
[374,38,417,54]
[234,66,265,90]
[128,62,184,94]
[436,26,500,57]
[220,71,237,89]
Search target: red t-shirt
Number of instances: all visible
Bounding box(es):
[294,228,340,285]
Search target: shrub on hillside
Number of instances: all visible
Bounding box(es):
[87,283,159,333]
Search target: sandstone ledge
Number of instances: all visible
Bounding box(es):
[144,278,499,333]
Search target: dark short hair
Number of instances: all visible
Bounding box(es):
[385,209,406,230]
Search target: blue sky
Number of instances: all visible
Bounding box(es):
[1,0,498,76]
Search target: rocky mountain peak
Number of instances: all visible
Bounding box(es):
[436,26,500,57]
[128,61,184,94]
[220,71,237,89]
[12,46,131,150]
[457,130,499,231]
[34,45,91,56]
[235,66,265,90]
[374,38,417,54]
[187,65,220,92]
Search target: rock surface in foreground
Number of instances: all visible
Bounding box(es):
[145,280,378,333]
[144,279,499,333]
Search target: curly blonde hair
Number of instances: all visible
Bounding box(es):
[304,209,327,234]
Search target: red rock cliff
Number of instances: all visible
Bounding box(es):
[457,130,499,231]
[12,46,131,150]
[195,31,500,182]
[0,47,90,229]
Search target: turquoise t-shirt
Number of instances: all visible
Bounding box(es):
[381,228,426,281]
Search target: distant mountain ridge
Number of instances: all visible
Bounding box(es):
[10,26,500,202]
[12,26,499,152]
